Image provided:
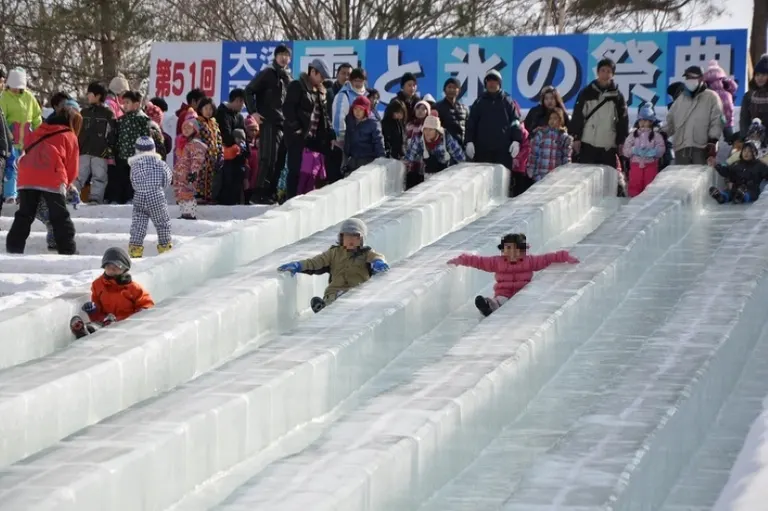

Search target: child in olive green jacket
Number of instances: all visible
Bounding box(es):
[278,218,389,312]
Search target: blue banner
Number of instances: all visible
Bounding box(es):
[219,29,748,110]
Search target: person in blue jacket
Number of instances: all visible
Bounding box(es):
[343,95,385,174]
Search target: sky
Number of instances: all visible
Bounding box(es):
[694,0,754,31]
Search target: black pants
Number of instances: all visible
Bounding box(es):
[105,159,133,204]
[7,189,76,254]
[257,123,286,198]
[216,163,245,205]
[578,143,625,196]
[325,146,344,184]
[675,147,708,165]
[285,140,304,200]
[511,173,535,197]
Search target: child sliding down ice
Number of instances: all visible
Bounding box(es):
[277,218,389,313]
[448,233,579,317]
[710,141,768,204]
[70,247,155,338]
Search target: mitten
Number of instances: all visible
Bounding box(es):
[465,142,475,159]
[447,256,461,265]
[102,314,117,326]
[277,261,302,275]
[82,301,97,314]
[509,141,520,158]
[371,259,389,274]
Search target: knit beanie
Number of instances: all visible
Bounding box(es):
[245,115,258,128]
[703,60,727,83]
[747,118,765,140]
[351,95,371,116]
[102,247,131,271]
[134,136,156,154]
[400,72,417,88]
[756,54,768,76]
[484,69,502,84]
[414,100,431,116]
[6,68,27,89]
[637,103,657,122]
[443,77,461,90]
[109,74,130,95]
[339,218,367,240]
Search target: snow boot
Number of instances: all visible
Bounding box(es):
[733,186,747,204]
[475,295,493,317]
[709,186,727,204]
[157,243,172,254]
[128,245,144,258]
[311,297,326,313]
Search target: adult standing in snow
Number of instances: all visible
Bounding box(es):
[740,54,768,138]
[6,106,80,255]
[245,44,292,204]
[396,72,421,118]
[569,58,629,171]
[283,59,333,200]
[434,77,468,148]
[662,65,724,166]
[465,69,524,190]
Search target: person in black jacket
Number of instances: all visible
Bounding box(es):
[396,72,421,118]
[244,44,292,204]
[76,82,115,204]
[465,70,524,175]
[523,85,570,132]
[434,77,468,147]
[382,99,407,160]
[215,88,246,203]
[216,88,246,148]
[710,141,768,204]
[283,59,333,200]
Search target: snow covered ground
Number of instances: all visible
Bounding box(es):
[0,203,271,310]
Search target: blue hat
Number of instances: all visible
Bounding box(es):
[638,103,657,122]
[134,136,156,154]
[63,99,80,111]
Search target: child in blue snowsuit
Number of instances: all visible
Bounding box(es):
[128,136,173,257]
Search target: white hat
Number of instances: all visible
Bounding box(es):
[423,115,443,132]
[7,68,27,89]
[109,75,130,95]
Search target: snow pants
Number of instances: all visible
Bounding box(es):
[77,155,109,203]
[628,161,659,197]
[7,189,77,254]
[129,191,171,246]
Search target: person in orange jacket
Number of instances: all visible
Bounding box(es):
[70,246,155,338]
[5,106,81,255]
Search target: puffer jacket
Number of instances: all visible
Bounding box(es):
[17,120,79,193]
[404,130,465,174]
[128,152,172,195]
[622,128,666,167]
[0,89,43,148]
[284,73,332,151]
[299,245,385,303]
[245,62,291,125]
[740,80,768,138]
[116,110,150,160]
[527,126,573,180]
[434,98,468,146]
[89,273,154,323]
[570,80,628,150]
[79,103,115,158]
[715,157,768,198]
[332,82,368,138]
[449,250,575,299]
[663,84,723,151]
[465,90,523,152]
[344,115,385,160]
[704,76,737,129]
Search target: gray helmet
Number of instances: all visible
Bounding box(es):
[101,247,131,271]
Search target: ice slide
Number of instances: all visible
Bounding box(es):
[0,161,763,510]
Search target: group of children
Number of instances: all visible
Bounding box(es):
[709,118,768,204]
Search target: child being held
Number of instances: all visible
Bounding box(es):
[710,141,768,204]
[526,107,573,183]
[622,103,666,197]
[448,233,579,317]
[71,247,155,338]
[128,136,173,257]
[277,218,389,312]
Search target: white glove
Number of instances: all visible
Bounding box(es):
[510,141,520,158]
[466,142,475,160]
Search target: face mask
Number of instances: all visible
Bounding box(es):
[684,79,700,91]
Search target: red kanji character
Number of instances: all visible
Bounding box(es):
[200,59,217,98]
[171,61,186,96]
[155,59,172,97]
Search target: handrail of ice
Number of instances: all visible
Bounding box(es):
[210,166,714,510]
[714,396,768,511]
[0,159,405,370]
[0,162,507,474]
[0,165,610,511]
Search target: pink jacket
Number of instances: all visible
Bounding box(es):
[449,251,576,298]
[623,128,665,168]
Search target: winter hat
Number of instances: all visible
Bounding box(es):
[245,115,258,128]
[6,68,27,89]
[233,128,246,142]
[422,93,436,105]
[181,116,201,134]
[637,103,657,122]
[443,77,461,90]
[109,74,129,95]
[308,58,331,80]
[400,72,417,88]
[423,115,443,132]
[484,69,502,84]
[742,140,760,158]
[421,115,447,160]
[339,218,367,239]
[134,136,156,154]
[683,66,703,79]
[755,54,768,75]
[144,102,163,126]
[351,95,371,116]
[414,100,431,116]
[747,118,765,139]
[498,233,529,251]
[63,99,80,112]
[274,44,291,57]
[703,60,727,82]
[102,247,131,271]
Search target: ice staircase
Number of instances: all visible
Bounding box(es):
[0,160,765,511]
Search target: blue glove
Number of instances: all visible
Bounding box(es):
[277,261,302,275]
[82,301,97,314]
[371,259,389,274]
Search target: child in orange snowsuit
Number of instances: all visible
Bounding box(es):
[70,246,155,338]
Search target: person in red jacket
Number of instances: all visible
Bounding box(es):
[6,106,81,255]
[448,233,579,316]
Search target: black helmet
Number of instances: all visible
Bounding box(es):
[498,233,529,251]
[101,247,131,271]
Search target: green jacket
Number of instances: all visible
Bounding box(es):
[300,245,384,303]
[116,110,150,160]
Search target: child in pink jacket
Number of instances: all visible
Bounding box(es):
[623,103,665,197]
[447,233,579,316]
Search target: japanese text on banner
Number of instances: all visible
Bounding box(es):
[154,58,218,99]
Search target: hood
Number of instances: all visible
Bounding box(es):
[341,81,366,96]
[25,121,71,148]
[591,79,619,93]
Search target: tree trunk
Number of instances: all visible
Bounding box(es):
[751,0,767,74]
[99,0,118,79]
